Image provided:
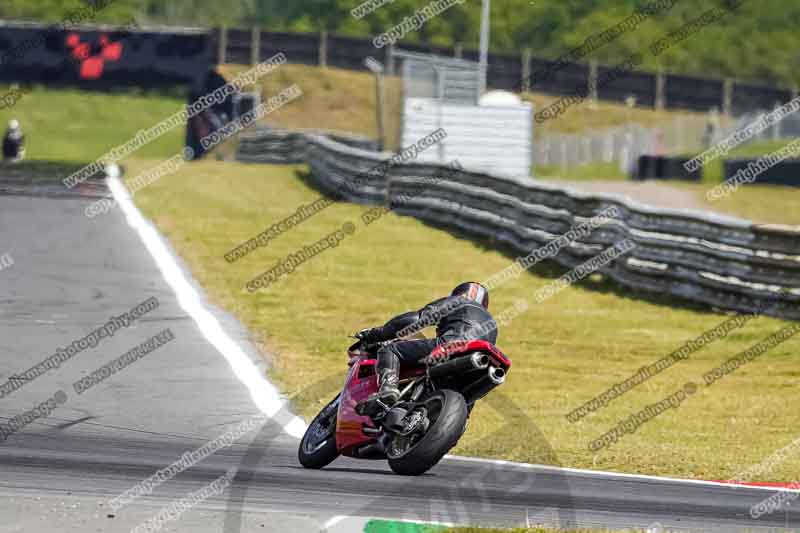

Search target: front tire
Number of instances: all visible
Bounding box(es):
[298,395,340,469]
[387,389,468,476]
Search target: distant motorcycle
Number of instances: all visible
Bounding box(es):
[298,333,511,475]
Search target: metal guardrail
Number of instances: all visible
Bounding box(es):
[238,129,800,321]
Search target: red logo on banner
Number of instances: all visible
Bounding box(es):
[65,33,124,80]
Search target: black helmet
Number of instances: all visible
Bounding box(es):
[451,282,489,309]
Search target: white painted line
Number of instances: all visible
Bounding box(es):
[443,455,800,494]
[108,176,308,439]
[321,515,348,530]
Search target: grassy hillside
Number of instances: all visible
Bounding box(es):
[220,63,704,145]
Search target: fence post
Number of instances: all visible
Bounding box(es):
[251,27,260,66]
[541,139,549,166]
[582,137,591,166]
[522,48,531,93]
[723,78,734,117]
[387,43,396,76]
[319,30,328,68]
[218,26,227,65]
[655,68,666,110]
[675,115,685,152]
[454,42,463,59]
[436,67,446,162]
[588,60,598,105]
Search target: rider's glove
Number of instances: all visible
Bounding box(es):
[356,327,381,345]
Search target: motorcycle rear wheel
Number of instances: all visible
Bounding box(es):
[298,394,340,469]
[387,389,467,476]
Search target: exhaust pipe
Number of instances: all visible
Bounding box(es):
[488,366,506,384]
[354,441,385,459]
[462,365,508,404]
[428,352,490,379]
[471,351,490,369]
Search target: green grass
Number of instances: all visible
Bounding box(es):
[665,139,800,226]
[0,84,185,164]
[697,183,800,226]
[683,139,795,186]
[656,180,800,227]
[521,92,705,137]
[132,158,800,482]
[535,162,626,181]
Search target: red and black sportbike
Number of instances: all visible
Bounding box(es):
[298,334,511,475]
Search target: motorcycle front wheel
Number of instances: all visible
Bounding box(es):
[298,394,340,469]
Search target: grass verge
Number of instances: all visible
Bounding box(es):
[0,85,184,164]
[535,162,627,182]
[670,139,800,226]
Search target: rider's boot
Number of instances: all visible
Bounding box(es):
[372,367,400,406]
[357,350,400,416]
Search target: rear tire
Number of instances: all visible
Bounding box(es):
[387,389,467,476]
[298,395,340,469]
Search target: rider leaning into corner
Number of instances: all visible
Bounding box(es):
[357,282,495,410]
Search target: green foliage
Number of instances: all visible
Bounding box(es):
[3,0,798,85]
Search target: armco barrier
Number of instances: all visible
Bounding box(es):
[238,129,800,321]
[724,158,800,188]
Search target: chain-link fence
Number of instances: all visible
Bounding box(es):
[393,49,482,105]
[535,115,713,171]
[727,108,800,145]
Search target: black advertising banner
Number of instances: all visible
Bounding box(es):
[0,21,213,90]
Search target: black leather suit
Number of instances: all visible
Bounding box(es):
[365,295,498,376]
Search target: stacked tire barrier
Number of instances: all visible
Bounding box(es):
[635,155,703,181]
[238,129,800,321]
[237,127,378,164]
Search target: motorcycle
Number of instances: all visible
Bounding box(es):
[298,334,511,475]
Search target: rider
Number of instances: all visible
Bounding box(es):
[358,282,495,408]
[2,119,25,162]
